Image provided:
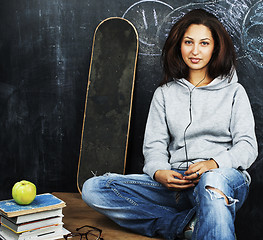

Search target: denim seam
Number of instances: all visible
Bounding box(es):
[123,181,182,213]
[106,180,138,206]
[121,181,180,213]
[122,180,162,187]
[193,188,199,240]
[234,181,248,190]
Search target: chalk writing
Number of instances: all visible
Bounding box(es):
[122,0,173,56]
[122,0,263,68]
[242,0,263,67]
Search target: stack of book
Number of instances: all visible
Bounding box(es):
[0,193,70,240]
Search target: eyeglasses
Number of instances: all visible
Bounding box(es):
[63,225,104,240]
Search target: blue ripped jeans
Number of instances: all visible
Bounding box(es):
[82,168,249,240]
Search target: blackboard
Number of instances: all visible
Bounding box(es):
[0,0,262,239]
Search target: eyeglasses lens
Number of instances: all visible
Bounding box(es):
[87,230,101,240]
[67,232,100,240]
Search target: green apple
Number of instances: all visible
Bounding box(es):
[12,180,37,205]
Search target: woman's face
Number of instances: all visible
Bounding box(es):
[181,24,214,75]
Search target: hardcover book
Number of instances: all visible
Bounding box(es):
[5,208,63,224]
[0,224,70,240]
[1,215,63,233]
[0,193,66,218]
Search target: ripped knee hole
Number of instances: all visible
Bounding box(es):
[205,186,229,204]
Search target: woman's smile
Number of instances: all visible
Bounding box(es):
[190,58,201,64]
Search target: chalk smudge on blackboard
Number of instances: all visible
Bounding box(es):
[122,0,174,56]
[242,0,263,67]
[122,0,262,69]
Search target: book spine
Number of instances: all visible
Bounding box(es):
[12,208,63,224]
[2,222,61,234]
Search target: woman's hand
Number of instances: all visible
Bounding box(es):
[184,159,218,184]
[154,170,195,190]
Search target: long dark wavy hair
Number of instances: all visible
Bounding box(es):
[161,8,236,85]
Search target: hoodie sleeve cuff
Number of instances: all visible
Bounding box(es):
[213,151,233,169]
[143,162,171,180]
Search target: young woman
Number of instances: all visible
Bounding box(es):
[82,9,258,240]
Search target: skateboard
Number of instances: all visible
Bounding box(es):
[77,17,139,193]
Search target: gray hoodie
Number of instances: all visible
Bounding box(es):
[143,71,258,180]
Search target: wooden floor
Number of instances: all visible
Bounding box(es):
[53,192,163,240]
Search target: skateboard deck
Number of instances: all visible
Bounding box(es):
[77,17,138,193]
